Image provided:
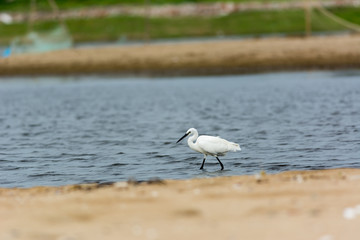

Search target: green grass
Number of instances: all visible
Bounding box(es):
[330,7,360,25]
[0,7,357,45]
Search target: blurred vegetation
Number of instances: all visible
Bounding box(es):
[0,7,359,45]
[332,7,360,24]
[0,0,336,12]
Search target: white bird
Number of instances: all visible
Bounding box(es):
[176,128,241,170]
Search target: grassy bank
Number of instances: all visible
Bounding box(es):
[0,7,359,45]
[0,0,336,12]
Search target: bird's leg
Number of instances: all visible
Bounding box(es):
[200,155,206,170]
[216,157,224,170]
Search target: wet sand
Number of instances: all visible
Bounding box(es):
[1,168,360,240]
[1,35,360,77]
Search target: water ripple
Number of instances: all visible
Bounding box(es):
[0,71,359,188]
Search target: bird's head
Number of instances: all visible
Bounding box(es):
[186,128,197,135]
[176,128,197,143]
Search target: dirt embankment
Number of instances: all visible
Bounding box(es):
[1,35,360,77]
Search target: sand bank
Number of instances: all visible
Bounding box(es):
[1,35,360,77]
[1,168,360,240]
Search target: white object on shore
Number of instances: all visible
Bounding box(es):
[343,205,360,220]
[0,13,13,24]
[318,235,333,240]
[343,207,357,220]
[176,128,241,170]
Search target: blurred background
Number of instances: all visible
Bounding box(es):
[0,0,360,56]
[1,1,360,189]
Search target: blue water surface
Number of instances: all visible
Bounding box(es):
[0,70,359,188]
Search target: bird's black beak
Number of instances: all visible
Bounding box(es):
[176,132,190,143]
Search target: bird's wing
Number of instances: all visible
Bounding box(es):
[196,135,230,156]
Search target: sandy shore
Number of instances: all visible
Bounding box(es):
[1,168,360,240]
[1,35,360,77]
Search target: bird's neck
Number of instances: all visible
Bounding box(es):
[187,133,201,152]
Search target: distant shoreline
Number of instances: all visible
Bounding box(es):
[1,35,360,77]
[7,1,359,22]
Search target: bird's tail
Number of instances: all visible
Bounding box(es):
[228,142,241,152]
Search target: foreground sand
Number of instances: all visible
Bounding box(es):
[1,168,360,240]
[1,35,360,76]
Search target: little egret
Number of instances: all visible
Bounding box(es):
[176,128,241,170]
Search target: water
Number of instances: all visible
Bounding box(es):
[0,71,359,188]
